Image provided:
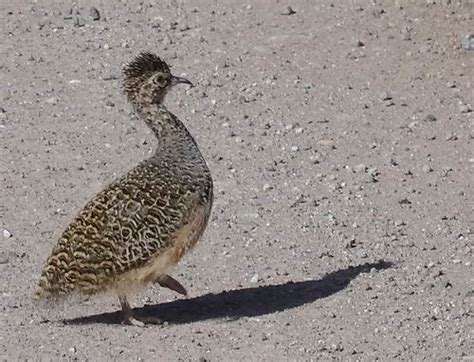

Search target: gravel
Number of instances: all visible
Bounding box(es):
[1,1,472,360]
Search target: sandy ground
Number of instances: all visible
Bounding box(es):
[1,0,473,360]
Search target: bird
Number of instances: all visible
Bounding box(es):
[34,52,214,326]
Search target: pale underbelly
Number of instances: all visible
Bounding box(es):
[113,201,211,295]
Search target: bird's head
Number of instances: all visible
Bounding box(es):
[123,52,192,107]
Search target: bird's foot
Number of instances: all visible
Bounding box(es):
[119,294,162,327]
[121,312,162,327]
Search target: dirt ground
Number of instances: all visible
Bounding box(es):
[1,0,473,360]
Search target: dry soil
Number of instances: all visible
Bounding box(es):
[1,0,473,360]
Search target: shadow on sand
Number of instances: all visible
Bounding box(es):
[64,260,392,325]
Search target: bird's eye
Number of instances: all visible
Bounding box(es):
[154,74,166,85]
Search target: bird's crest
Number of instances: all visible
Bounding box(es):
[123,52,170,80]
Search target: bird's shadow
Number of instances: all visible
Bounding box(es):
[64,260,393,326]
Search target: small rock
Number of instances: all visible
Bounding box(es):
[398,197,411,205]
[163,34,172,45]
[318,139,335,148]
[73,16,85,27]
[462,33,474,51]
[250,273,260,283]
[179,23,190,32]
[354,164,366,173]
[280,6,296,15]
[0,253,9,264]
[424,114,437,122]
[422,164,433,173]
[446,133,458,141]
[460,103,472,113]
[394,220,405,227]
[295,127,304,134]
[380,92,392,101]
[263,183,273,191]
[90,7,100,21]
[446,81,456,88]
[356,40,365,47]
[291,145,299,152]
[345,237,356,248]
[103,43,110,50]
[46,97,58,105]
[3,229,12,238]
[367,167,378,177]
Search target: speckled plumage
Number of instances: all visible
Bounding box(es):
[35,52,213,325]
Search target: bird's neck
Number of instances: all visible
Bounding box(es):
[135,103,205,164]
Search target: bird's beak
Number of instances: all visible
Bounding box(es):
[170,75,193,88]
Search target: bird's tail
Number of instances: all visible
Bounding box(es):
[33,270,70,301]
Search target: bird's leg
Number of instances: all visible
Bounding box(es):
[119,294,144,327]
[154,274,188,296]
[118,294,162,327]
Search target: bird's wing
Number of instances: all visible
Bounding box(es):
[36,161,206,296]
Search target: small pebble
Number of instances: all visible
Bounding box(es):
[46,97,58,105]
[90,7,100,21]
[367,167,378,177]
[262,183,273,191]
[73,16,85,27]
[462,33,474,51]
[280,6,296,15]
[250,273,260,283]
[354,164,366,173]
[380,92,392,101]
[0,253,9,264]
[460,104,471,113]
[422,164,433,173]
[163,34,172,45]
[394,220,406,227]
